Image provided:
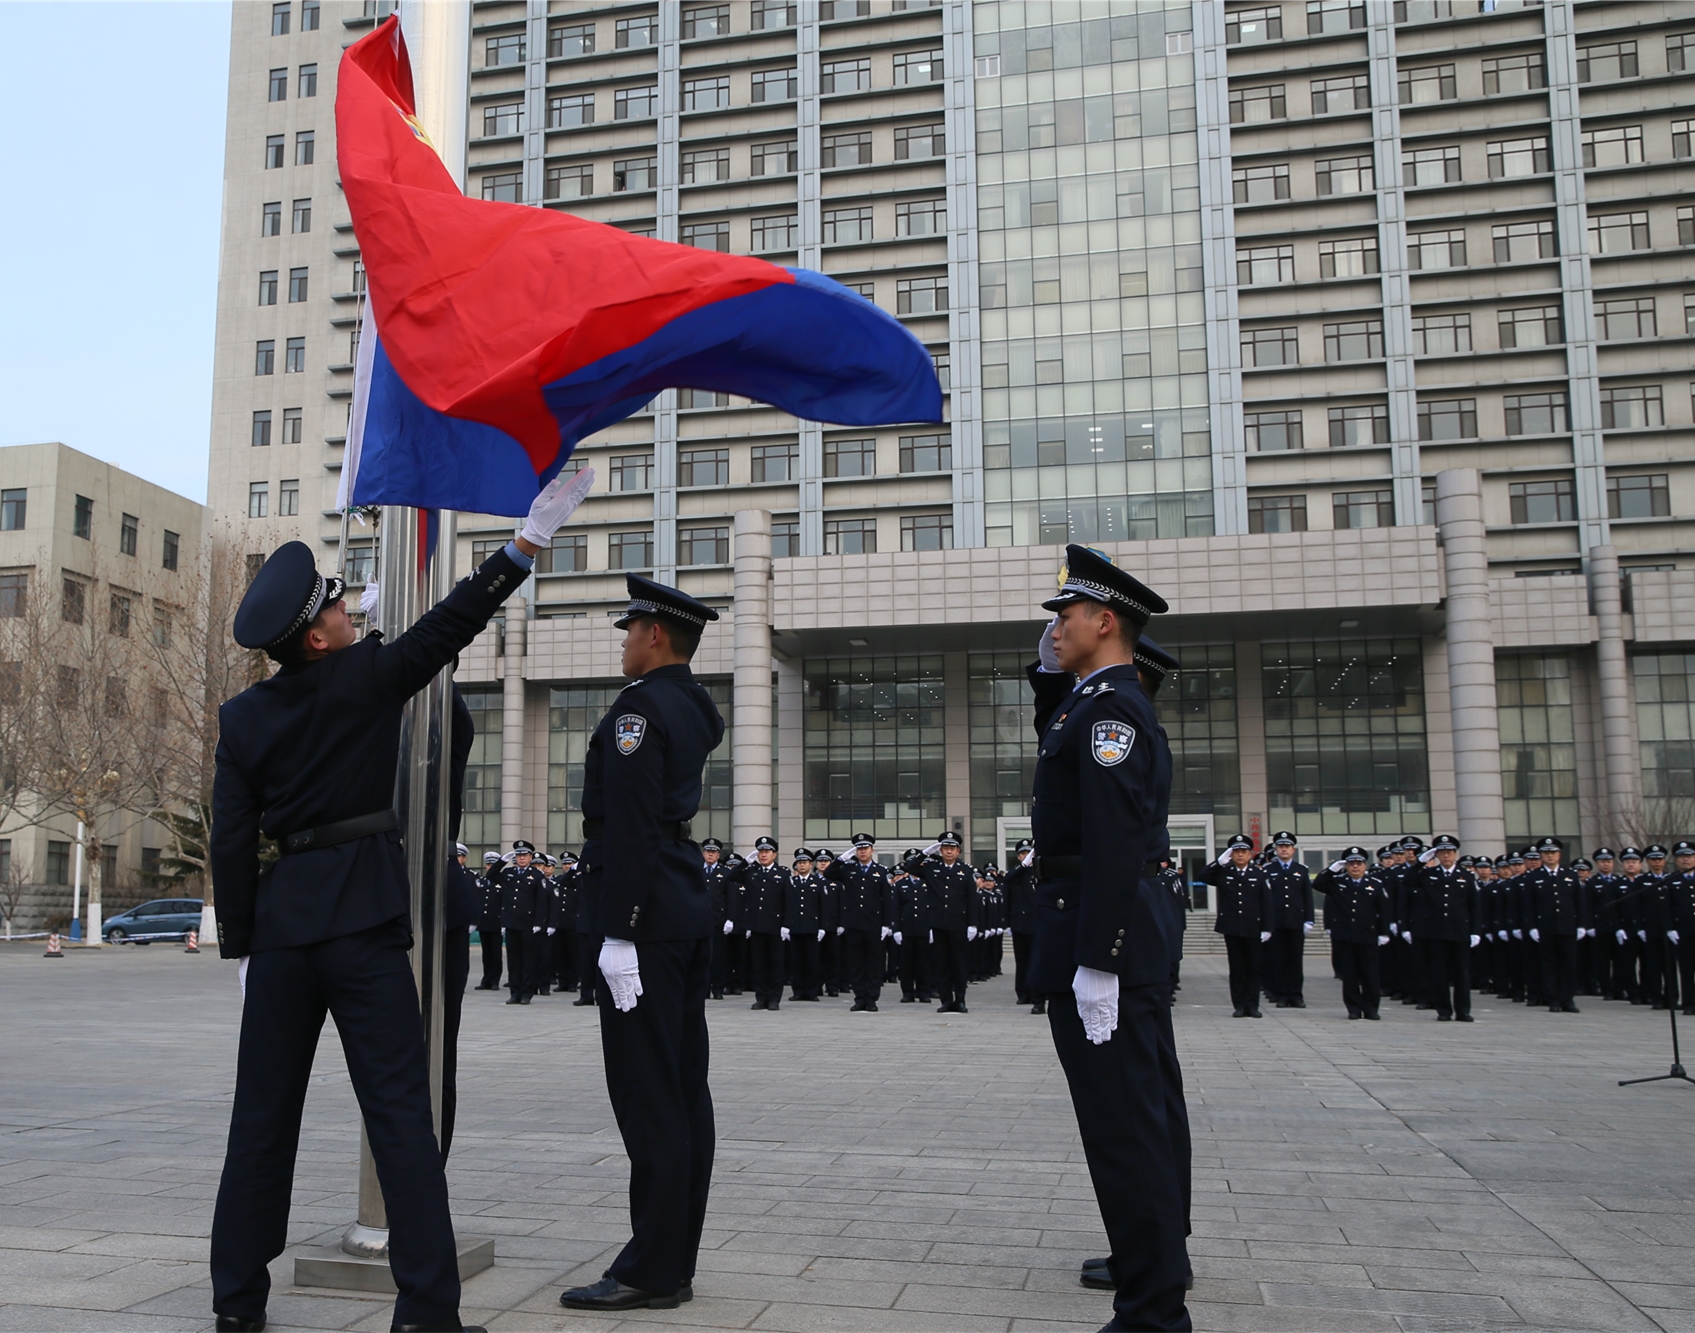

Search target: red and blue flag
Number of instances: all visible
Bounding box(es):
[336,19,942,517]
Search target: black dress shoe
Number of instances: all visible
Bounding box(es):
[215,1317,265,1332]
[1082,1256,1108,1272]
[560,1275,681,1311]
[867,1001,879,1011]
[473,982,495,991]
[900,994,916,1003]
[1275,999,1290,1008]
[1248,1007,1263,1018]
[1364,1010,1380,1020]
[1292,997,1306,1008]
[519,994,531,1004]
[1232,1006,1247,1018]
[392,1323,488,1332]
[1031,1001,1046,1015]
[1562,1003,1579,1013]
[1457,1013,1474,1022]
[1079,1268,1114,1290]
[505,996,523,1005]
[710,991,724,1000]
[1438,1013,1452,1021]
[1347,1010,1361,1020]
[572,996,595,1006]
[750,1000,767,1010]
[954,1003,967,1013]
[849,1000,866,1011]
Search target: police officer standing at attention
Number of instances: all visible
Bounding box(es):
[1316,848,1389,1019]
[1023,545,1190,1333]
[1203,834,1272,1019]
[904,831,979,1013]
[475,851,504,990]
[893,851,932,1003]
[559,574,725,1314]
[726,837,788,1011]
[1528,836,1585,1013]
[554,851,581,995]
[1005,838,1038,1009]
[702,838,731,1000]
[500,841,546,1005]
[824,833,895,1011]
[1262,833,1315,1008]
[786,849,826,1001]
[209,468,588,1332]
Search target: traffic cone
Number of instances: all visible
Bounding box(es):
[184,929,200,954]
[44,933,63,959]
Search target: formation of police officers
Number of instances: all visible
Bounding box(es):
[1204,829,1695,1023]
[473,830,1035,1013]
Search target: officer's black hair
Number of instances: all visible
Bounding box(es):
[637,614,703,661]
[266,624,313,668]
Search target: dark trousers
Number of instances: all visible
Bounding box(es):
[1398,935,1425,1002]
[931,927,969,1007]
[724,930,747,993]
[578,931,600,1002]
[1012,930,1034,1001]
[477,919,503,987]
[1539,933,1578,1008]
[441,925,469,1161]
[747,931,784,1008]
[840,927,884,1004]
[1597,930,1620,997]
[211,922,459,1328]
[554,928,578,991]
[885,935,901,982]
[1048,985,1192,1333]
[820,930,841,994]
[1334,939,1380,1017]
[790,932,821,998]
[1265,928,1304,1001]
[596,937,714,1295]
[1677,934,1695,1009]
[709,924,727,994]
[899,930,931,998]
[1422,936,1471,1018]
[1223,933,1260,1011]
[506,927,531,998]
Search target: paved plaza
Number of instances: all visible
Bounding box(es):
[1,941,1693,1333]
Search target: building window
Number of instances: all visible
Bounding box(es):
[1416,398,1476,442]
[537,532,588,574]
[251,409,274,448]
[895,123,945,159]
[297,63,317,97]
[457,685,503,852]
[548,93,593,128]
[344,541,375,584]
[681,148,730,183]
[1227,6,1282,43]
[1324,320,1383,362]
[545,164,593,199]
[1318,237,1378,278]
[109,592,131,638]
[114,512,137,558]
[1600,385,1664,430]
[615,85,658,119]
[681,220,729,251]
[771,517,799,556]
[1483,53,1545,95]
[272,2,290,35]
[1232,163,1291,204]
[0,571,24,617]
[610,454,654,491]
[1315,154,1373,195]
[803,654,940,842]
[823,206,872,244]
[1403,145,1461,187]
[1329,403,1389,448]
[481,102,522,137]
[265,134,285,169]
[549,23,594,58]
[352,260,365,293]
[276,406,299,445]
[823,517,876,554]
[1504,392,1569,436]
[1308,73,1367,116]
[277,478,299,517]
[682,76,730,111]
[1333,489,1394,529]
[1246,410,1303,452]
[286,266,308,303]
[617,158,659,192]
[895,199,946,236]
[1307,0,1365,35]
[678,525,729,566]
[1589,211,1650,254]
[609,530,654,570]
[1248,495,1308,533]
[1596,296,1656,340]
[1635,653,1695,815]
[752,67,798,102]
[1242,326,1299,367]
[255,340,276,375]
[257,270,278,305]
[899,433,950,473]
[931,349,949,392]
[824,437,875,478]
[900,514,953,551]
[268,66,288,101]
[897,275,947,315]
[1264,637,1429,838]
[821,58,872,94]
[1509,478,1576,524]
[754,0,796,29]
[751,140,797,175]
[1493,219,1556,263]
[677,388,729,409]
[301,0,318,29]
[893,49,941,85]
[616,15,656,48]
[295,129,315,166]
[1670,31,1695,71]
[1583,124,1644,169]
[262,201,283,236]
[1489,136,1551,178]
[1577,40,1638,82]
[291,198,311,232]
[73,494,92,540]
[679,448,729,487]
[1499,305,1563,348]
[1608,473,1670,519]
[1399,64,1455,104]
[47,841,70,886]
[682,4,728,38]
[162,530,179,571]
[1411,312,1471,355]
[822,131,872,168]
[1408,228,1465,270]
[248,483,269,519]
[485,33,524,67]
[750,214,798,252]
[481,173,521,203]
[751,443,797,483]
[1230,84,1286,123]
[0,489,23,531]
[1497,654,1579,844]
[1237,244,1294,285]
[61,577,85,624]
[284,336,305,373]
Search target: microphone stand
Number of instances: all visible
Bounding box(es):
[1611,879,1693,1088]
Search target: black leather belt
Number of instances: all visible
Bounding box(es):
[1034,855,1161,882]
[582,817,692,841]
[279,809,399,855]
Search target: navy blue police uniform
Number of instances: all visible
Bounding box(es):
[499,846,547,1003]
[476,854,504,988]
[209,538,531,1331]
[727,840,790,1011]
[1004,839,1038,1006]
[785,852,825,1001]
[1316,848,1389,1019]
[1262,836,1315,1007]
[903,837,979,1012]
[1408,836,1479,1021]
[1131,637,1186,1009]
[893,854,933,1002]
[1202,837,1272,1018]
[823,838,895,1010]
[1527,837,1585,1012]
[703,840,730,998]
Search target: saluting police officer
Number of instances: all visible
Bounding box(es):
[210,494,572,1331]
[1262,832,1315,1008]
[475,851,504,990]
[1203,834,1272,1019]
[500,841,547,1004]
[1407,834,1478,1022]
[1317,847,1390,1019]
[824,833,895,1011]
[904,832,980,1013]
[1024,545,1190,1332]
[702,838,731,999]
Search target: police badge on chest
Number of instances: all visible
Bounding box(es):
[1091,720,1135,766]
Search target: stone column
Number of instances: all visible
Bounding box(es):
[732,511,774,851]
[1435,468,1505,850]
[1588,544,1641,832]
[1234,640,1266,844]
[500,598,526,848]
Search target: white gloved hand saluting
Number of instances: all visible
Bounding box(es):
[922,841,943,857]
[1328,860,1346,874]
[1073,965,1119,1044]
[519,465,597,548]
[1216,850,1233,867]
[238,956,250,1000]
[1020,848,1034,867]
[1037,617,1063,673]
[598,937,642,1012]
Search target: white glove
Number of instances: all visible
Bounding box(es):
[1259,931,1271,943]
[598,937,642,1012]
[922,841,942,856]
[1639,930,1648,941]
[1672,930,1683,945]
[1037,617,1063,673]
[1514,929,1524,940]
[968,926,979,941]
[1377,935,1390,946]
[1498,931,1507,942]
[1302,922,1314,935]
[1073,965,1119,1044]
[1215,851,1232,866]
[1530,928,1540,943]
[881,926,892,940]
[837,926,845,935]
[1403,931,1413,943]
[238,956,250,999]
[817,929,825,942]
[780,927,791,942]
[547,926,556,936]
[1418,848,1436,864]
[519,464,596,547]
[1020,849,1034,867]
[359,580,380,616]
[1389,922,1399,936]
[532,925,542,934]
[1328,860,1346,874]
[893,931,903,945]
[1617,929,1628,945]
[929,930,934,944]
[1470,934,1480,948]
[723,919,734,935]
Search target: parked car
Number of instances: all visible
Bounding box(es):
[103,898,204,944]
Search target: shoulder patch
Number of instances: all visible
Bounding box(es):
[1091,719,1136,766]
[614,713,647,755]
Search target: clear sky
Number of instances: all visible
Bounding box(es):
[0,2,229,504]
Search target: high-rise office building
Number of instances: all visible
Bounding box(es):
[207,0,1695,897]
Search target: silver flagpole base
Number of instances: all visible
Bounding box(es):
[293,1233,494,1294]
[340,1221,390,1259]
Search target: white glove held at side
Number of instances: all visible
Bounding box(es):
[1073,965,1119,1044]
[1470,934,1480,948]
[598,937,642,1012]
[1672,930,1682,945]
[817,929,825,942]
[1617,929,1628,945]
[1302,922,1314,935]
[881,926,892,940]
[723,919,734,935]
[1403,931,1413,944]
[893,931,903,945]
[1037,617,1063,673]
[1530,928,1540,943]
[1259,931,1271,943]
[780,927,791,942]
[238,956,250,999]
[1377,935,1390,946]
[967,926,979,941]
[519,465,596,547]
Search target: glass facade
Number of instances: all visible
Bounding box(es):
[803,656,946,844]
[1496,654,1579,844]
[1263,638,1430,838]
[967,652,1037,867]
[1162,643,1240,826]
[459,685,503,856]
[974,2,1213,549]
[1635,653,1695,810]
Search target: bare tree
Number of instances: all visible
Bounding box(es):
[0,843,25,939]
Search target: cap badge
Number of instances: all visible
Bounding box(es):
[615,714,646,755]
[1091,720,1135,767]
